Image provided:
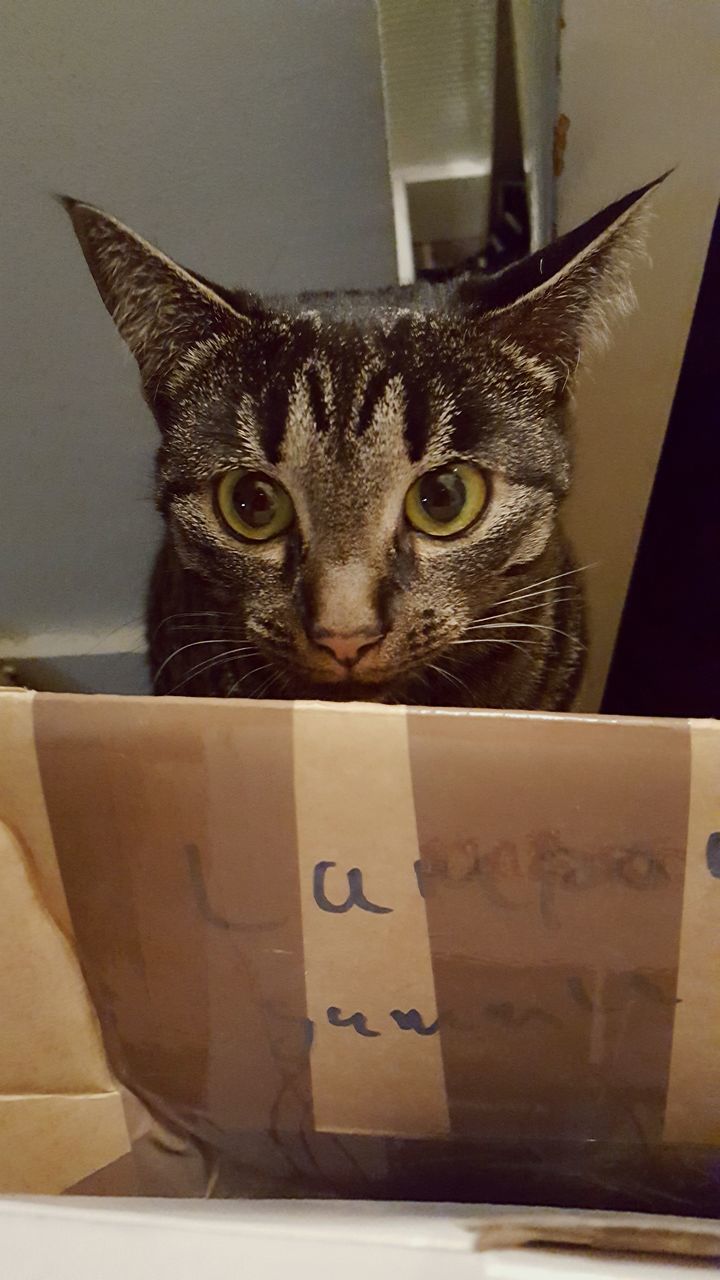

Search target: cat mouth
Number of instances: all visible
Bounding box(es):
[279,658,401,701]
[292,673,395,702]
[285,647,454,702]
[269,643,451,703]
[284,646,401,697]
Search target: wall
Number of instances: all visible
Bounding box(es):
[558,0,720,711]
[0,0,395,682]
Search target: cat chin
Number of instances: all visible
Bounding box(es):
[291,678,395,704]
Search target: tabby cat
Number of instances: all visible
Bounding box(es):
[63,175,663,709]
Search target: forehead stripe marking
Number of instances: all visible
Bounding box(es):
[403,378,431,461]
[261,377,290,463]
[305,363,330,434]
[355,366,392,437]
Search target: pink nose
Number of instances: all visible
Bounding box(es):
[313,631,382,668]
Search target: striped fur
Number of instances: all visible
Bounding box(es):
[62,176,665,708]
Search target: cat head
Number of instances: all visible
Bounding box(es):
[62,176,664,703]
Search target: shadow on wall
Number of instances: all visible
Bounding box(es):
[603,204,720,719]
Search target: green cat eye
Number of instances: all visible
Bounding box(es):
[404,463,488,538]
[215,469,294,542]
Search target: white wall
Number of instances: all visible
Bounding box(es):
[0,0,395,670]
[558,0,720,711]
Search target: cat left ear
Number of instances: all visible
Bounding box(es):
[455,171,671,389]
[60,197,248,395]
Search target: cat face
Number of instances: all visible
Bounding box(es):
[62,176,662,704]
[151,306,567,698]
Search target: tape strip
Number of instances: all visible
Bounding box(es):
[664,719,720,1143]
[0,690,129,1191]
[0,689,71,935]
[293,702,449,1138]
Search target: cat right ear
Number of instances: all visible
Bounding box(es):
[453,172,670,388]
[59,197,248,395]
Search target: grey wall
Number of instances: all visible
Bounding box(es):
[0,0,395,659]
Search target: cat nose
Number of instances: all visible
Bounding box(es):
[311,629,383,668]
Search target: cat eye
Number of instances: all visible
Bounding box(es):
[215,469,294,542]
[404,462,488,538]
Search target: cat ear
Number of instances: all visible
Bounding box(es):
[455,172,670,389]
[60,197,249,394]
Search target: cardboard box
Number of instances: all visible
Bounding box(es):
[0,689,718,1205]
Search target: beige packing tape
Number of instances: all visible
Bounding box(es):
[663,720,720,1143]
[293,703,450,1138]
[0,690,129,1193]
[0,688,72,937]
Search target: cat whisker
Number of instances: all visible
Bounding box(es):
[468,592,577,628]
[496,620,584,645]
[86,616,145,651]
[500,561,596,605]
[458,621,583,646]
[425,662,473,701]
[165,646,260,695]
[448,635,541,655]
[454,587,578,642]
[487,581,578,609]
[226,662,276,698]
[163,622,247,636]
[422,661,477,705]
[418,664,445,695]
[150,610,240,641]
[263,668,292,700]
[478,582,578,619]
[153,637,256,687]
[255,669,287,700]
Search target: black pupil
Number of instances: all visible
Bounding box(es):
[232,474,277,528]
[419,469,466,523]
